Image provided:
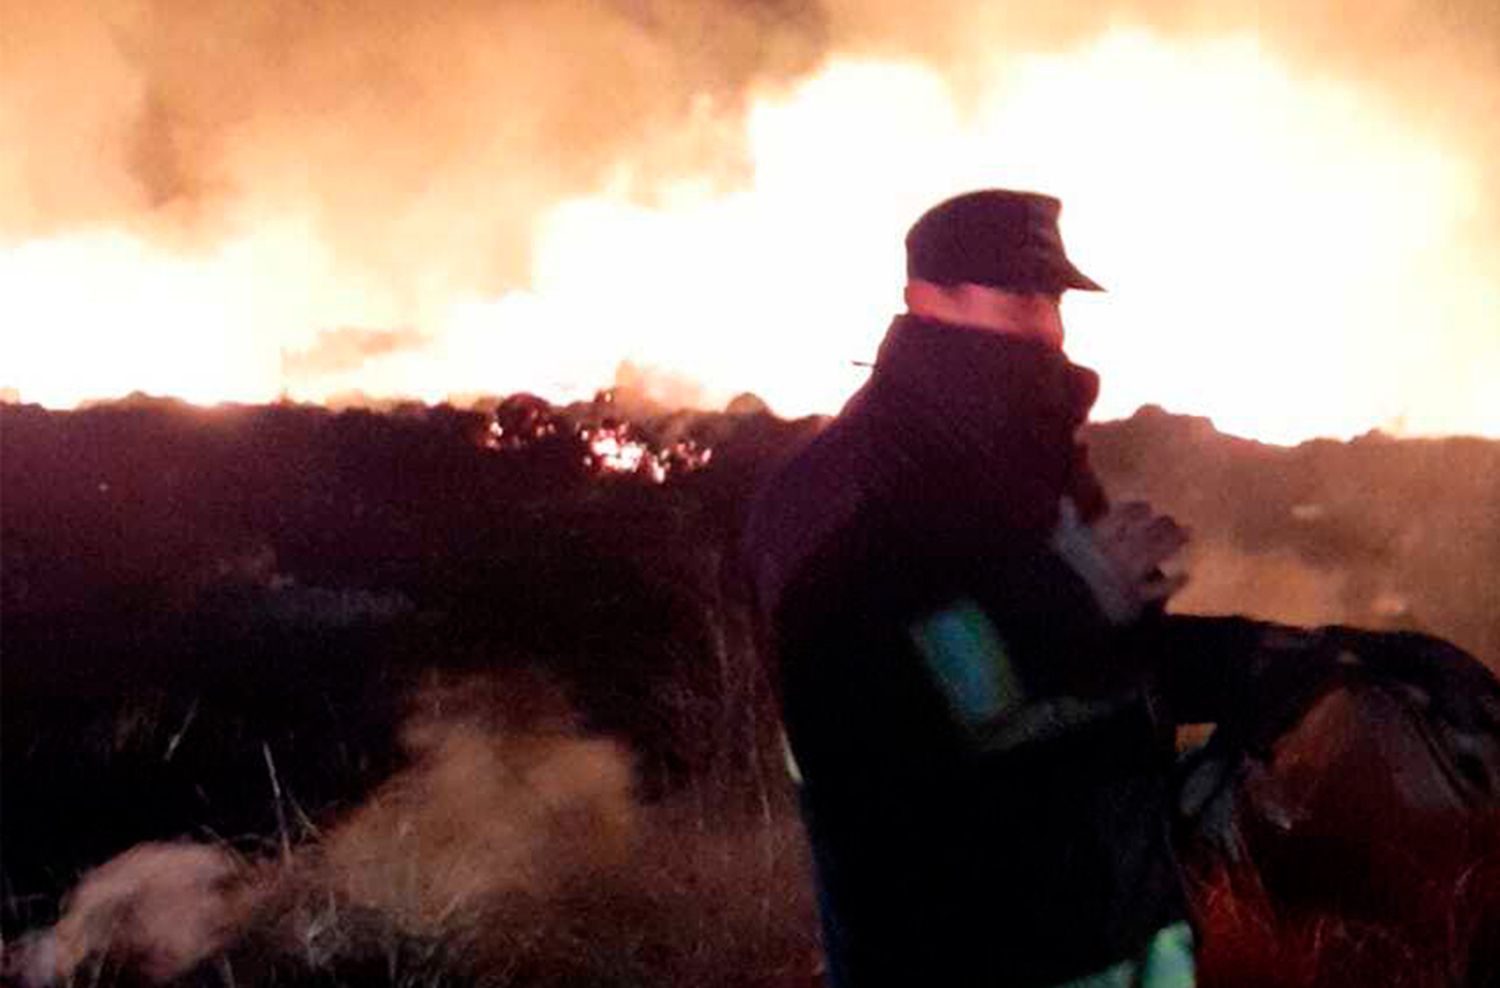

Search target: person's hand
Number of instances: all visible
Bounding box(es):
[1050,498,1190,624]
[1090,500,1191,611]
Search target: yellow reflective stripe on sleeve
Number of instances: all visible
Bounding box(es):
[1139,922,1196,988]
[1050,922,1196,988]
[908,598,1025,731]
[909,598,1142,751]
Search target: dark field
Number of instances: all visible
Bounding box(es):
[3,394,1499,986]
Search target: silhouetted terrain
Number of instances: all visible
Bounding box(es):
[2,395,1498,985]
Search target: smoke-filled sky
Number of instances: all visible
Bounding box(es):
[3,0,1498,442]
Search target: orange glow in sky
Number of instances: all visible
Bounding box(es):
[3,31,1496,444]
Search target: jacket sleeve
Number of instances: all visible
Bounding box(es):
[1138,615,1500,746]
[1137,614,1348,750]
[916,534,1153,754]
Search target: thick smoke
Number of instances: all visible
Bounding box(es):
[7,0,1497,266]
[282,326,428,377]
[825,0,1500,133]
[0,0,824,282]
[3,0,1498,420]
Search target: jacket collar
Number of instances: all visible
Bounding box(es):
[870,315,1098,431]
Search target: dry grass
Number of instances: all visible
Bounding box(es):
[5,672,820,988]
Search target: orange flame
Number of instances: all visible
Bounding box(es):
[3,31,1496,444]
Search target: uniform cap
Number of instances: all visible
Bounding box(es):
[905,189,1103,293]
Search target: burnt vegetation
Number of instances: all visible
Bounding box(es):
[2,394,1498,986]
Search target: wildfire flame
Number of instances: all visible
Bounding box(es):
[481,393,711,483]
[3,29,1497,445]
[583,423,712,484]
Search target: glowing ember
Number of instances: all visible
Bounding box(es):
[485,415,558,452]
[587,426,655,479]
[2,29,1497,444]
[581,424,711,484]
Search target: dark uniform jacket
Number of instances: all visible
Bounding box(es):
[746,316,1204,987]
[747,315,1500,987]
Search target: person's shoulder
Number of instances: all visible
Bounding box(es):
[742,401,889,617]
[746,401,880,542]
[773,502,932,641]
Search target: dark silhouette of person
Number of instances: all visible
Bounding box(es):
[744,190,1201,987]
[744,190,1500,987]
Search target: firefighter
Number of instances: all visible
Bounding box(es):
[744,189,1500,988]
[745,189,1202,987]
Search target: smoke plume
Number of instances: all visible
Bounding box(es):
[0,1,820,266]
[281,326,428,377]
[7,1,1496,240]
[3,0,1498,428]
